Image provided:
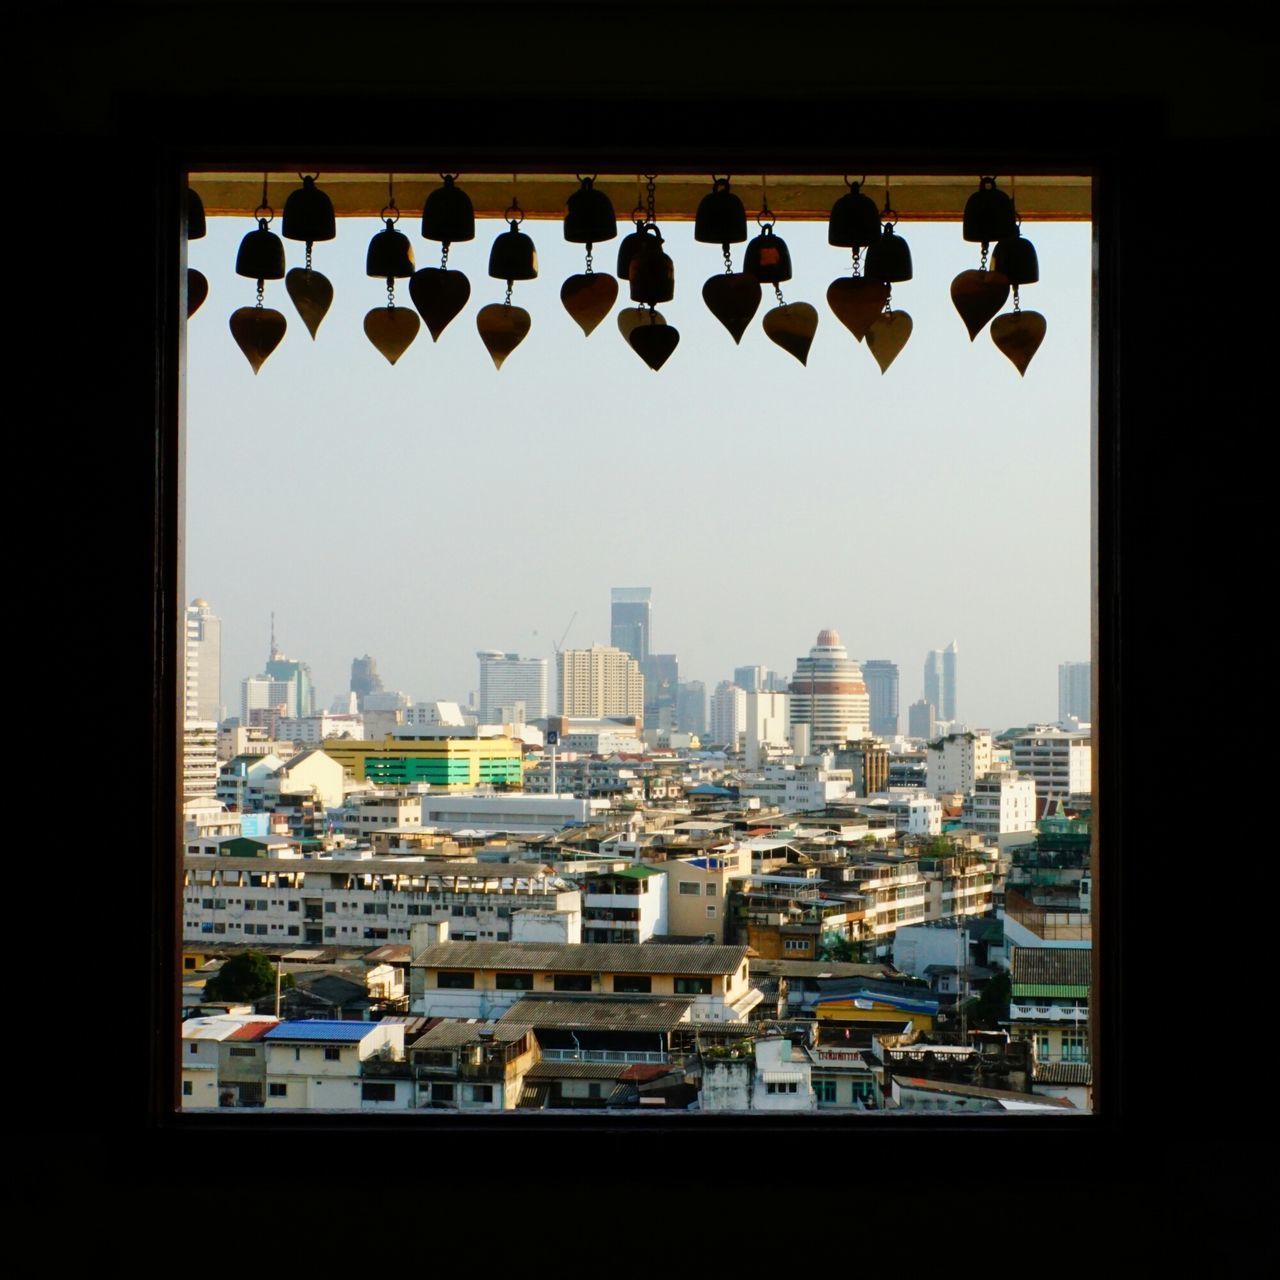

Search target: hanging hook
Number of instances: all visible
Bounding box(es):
[844,174,867,191]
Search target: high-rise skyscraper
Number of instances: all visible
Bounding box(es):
[1058,660,1091,722]
[350,654,384,709]
[677,680,707,736]
[908,699,936,739]
[924,641,958,721]
[477,650,548,722]
[788,629,871,748]
[861,659,900,737]
[610,587,651,663]
[734,665,766,693]
[558,645,645,720]
[641,653,679,730]
[184,598,222,723]
[243,617,315,721]
[709,682,748,750]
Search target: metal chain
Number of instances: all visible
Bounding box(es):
[441,243,450,270]
[851,247,861,278]
[585,247,594,275]
[774,284,785,306]
[505,281,513,307]
[1013,285,1021,313]
[255,280,264,309]
[305,243,313,272]
[387,278,395,309]
[723,245,733,275]
[980,243,989,272]
[884,286,893,316]
[645,175,656,225]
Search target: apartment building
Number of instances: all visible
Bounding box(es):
[655,849,753,944]
[926,731,992,796]
[263,1020,407,1110]
[1008,946,1091,1080]
[580,866,668,943]
[182,854,578,948]
[1009,727,1092,804]
[409,941,760,1022]
[966,768,1038,837]
[321,732,524,789]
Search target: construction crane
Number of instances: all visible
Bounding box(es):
[552,611,577,657]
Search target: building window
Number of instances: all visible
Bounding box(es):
[182,1080,193,1096]
[431,1083,454,1102]
[324,1046,341,1061]
[469,1084,494,1104]
[437,971,475,989]
[678,882,700,896]
[229,1046,255,1057]
[269,1083,288,1097]
[362,1082,396,1102]
[705,883,718,897]
[675,977,712,995]
[495,972,533,990]
[706,905,717,918]
[815,1079,837,1103]
[188,1043,198,1055]
[553,974,592,992]
[613,974,652,994]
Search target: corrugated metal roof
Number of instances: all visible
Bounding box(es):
[526,1061,635,1081]
[410,1020,530,1048]
[411,941,748,975]
[1010,947,1091,987]
[225,1021,277,1041]
[264,1020,380,1043]
[499,997,693,1031]
[1033,1061,1093,1085]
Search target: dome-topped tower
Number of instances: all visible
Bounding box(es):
[789,628,870,748]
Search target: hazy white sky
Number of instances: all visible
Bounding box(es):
[186,205,1091,731]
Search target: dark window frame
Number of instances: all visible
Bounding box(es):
[82,6,1230,1188]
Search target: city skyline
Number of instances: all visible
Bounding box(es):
[186,218,1090,732]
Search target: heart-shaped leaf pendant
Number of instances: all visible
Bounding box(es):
[188,269,208,318]
[762,302,818,366]
[229,306,287,374]
[990,310,1047,375]
[702,273,762,344]
[950,269,1010,340]
[618,306,665,343]
[629,322,680,371]
[865,309,913,373]
[476,302,532,370]
[363,306,420,365]
[286,267,334,339]
[561,273,619,336]
[826,277,888,342]
[409,267,471,341]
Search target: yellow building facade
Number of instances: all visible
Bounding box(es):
[320,734,523,790]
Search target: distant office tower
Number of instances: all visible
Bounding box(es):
[243,619,315,722]
[350,654,384,709]
[763,670,789,693]
[908,699,936,739]
[184,598,222,723]
[924,641,958,721]
[610,587,651,662]
[677,680,707,737]
[641,653,679,731]
[734,665,766,693]
[788,629,871,748]
[709,682,748,750]
[477,650,548,722]
[1058,661,1091,723]
[861,659,900,737]
[558,645,645,720]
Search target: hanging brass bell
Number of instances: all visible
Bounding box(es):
[564,177,617,245]
[864,223,913,283]
[488,222,538,281]
[616,221,650,279]
[422,175,475,243]
[366,221,415,278]
[187,189,206,240]
[235,220,286,279]
[629,228,674,305]
[282,176,336,244]
[963,177,1017,244]
[827,182,880,248]
[694,178,747,245]
[744,224,792,284]
[992,232,1039,285]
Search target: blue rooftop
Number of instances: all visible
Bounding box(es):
[687,784,735,796]
[687,857,729,870]
[264,1020,375,1043]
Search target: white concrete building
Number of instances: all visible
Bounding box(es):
[183,720,219,801]
[263,1020,406,1110]
[582,867,669,943]
[277,713,365,745]
[739,762,852,810]
[477,651,549,723]
[184,598,222,723]
[745,690,792,769]
[709,682,747,750]
[420,793,606,833]
[337,791,424,840]
[1010,727,1092,802]
[271,747,345,810]
[862,790,943,835]
[966,769,1037,836]
[926,731,993,797]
